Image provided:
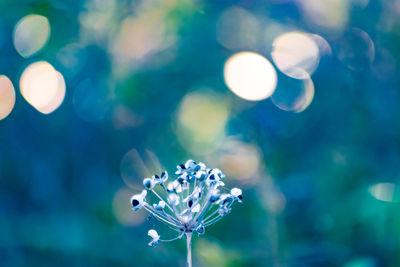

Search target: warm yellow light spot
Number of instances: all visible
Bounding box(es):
[13,14,50,58]
[224,52,277,101]
[179,92,229,142]
[272,32,320,79]
[20,61,66,114]
[113,188,146,226]
[0,75,16,120]
[218,141,261,181]
[299,0,349,29]
[177,91,229,155]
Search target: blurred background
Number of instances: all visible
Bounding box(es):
[0,0,399,266]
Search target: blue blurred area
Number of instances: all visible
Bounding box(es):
[1,0,400,266]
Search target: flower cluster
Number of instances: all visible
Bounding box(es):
[130,160,243,247]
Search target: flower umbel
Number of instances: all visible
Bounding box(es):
[130,159,243,264]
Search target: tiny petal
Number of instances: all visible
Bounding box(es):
[191,203,201,213]
[218,206,231,216]
[231,187,243,202]
[148,229,159,239]
[153,200,166,211]
[148,229,160,247]
[197,162,206,170]
[196,223,205,235]
[161,171,168,182]
[131,190,147,211]
[167,193,180,206]
[143,178,154,189]
[185,159,197,170]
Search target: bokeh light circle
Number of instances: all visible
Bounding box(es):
[271,32,320,79]
[335,28,375,71]
[217,140,261,182]
[368,183,400,203]
[0,75,16,120]
[216,7,260,51]
[176,90,229,155]
[13,14,50,58]
[20,61,66,114]
[113,188,146,226]
[271,70,315,113]
[224,52,277,101]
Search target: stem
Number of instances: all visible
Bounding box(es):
[143,204,179,228]
[151,189,174,213]
[186,233,192,267]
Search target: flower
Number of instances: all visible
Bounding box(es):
[230,188,243,202]
[175,163,186,175]
[167,193,180,206]
[131,190,147,211]
[153,200,166,211]
[143,178,154,189]
[148,229,160,247]
[185,159,198,170]
[130,159,243,248]
[196,223,205,235]
[153,171,168,185]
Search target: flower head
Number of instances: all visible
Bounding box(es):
[130,160,243,246]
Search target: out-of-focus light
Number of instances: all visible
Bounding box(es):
[216,7,260,51]
[271,70,315,113]
[120,148,162,189]
[310,34,332,56]
[112,105,143,129]
[343,257,376,267]
[72,79,107,123]
[13,14,50,58]
[298,0,349,30]
[335,28,375,71]
[368,183,400,202]
[271,32,320,79]
[196,239,227,266]
[177,91,229,155]
[56,43,86,77]
[112,13,175,64]
[224,52,277,101]
[20,61,66,114]
[113,188,146,226]
[217,141,261,182]
[0,75,16,120]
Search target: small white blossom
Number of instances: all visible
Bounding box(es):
[167,193,180,206]
[153,200,166,211]
[175,163,186,175]
[143,178,154,189]
[230,188,243,202]
[148,229,160,247]
[152,171,168,185]
[185,159,198,170]
[131,190,147,211]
